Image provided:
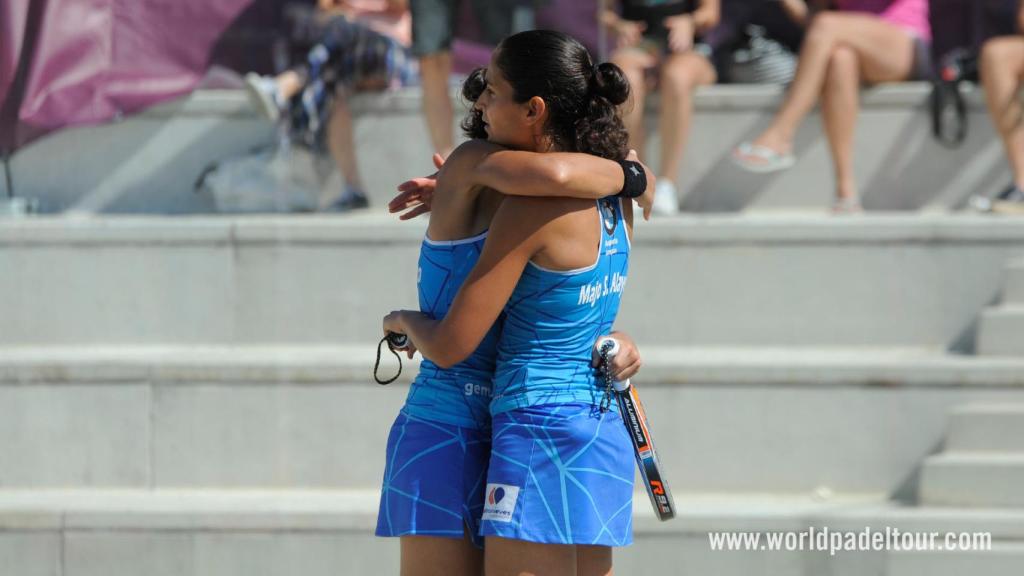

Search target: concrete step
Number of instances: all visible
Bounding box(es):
[3,346,1024,494]
[919,453,1024,507]
[946,404,1024,453]
[10,84,1010,216]
[3,214,1024,349]
[977,307,1024,356]
[3,490,1023,576]
[887,545,1024,576]
[1001,261,1024,305]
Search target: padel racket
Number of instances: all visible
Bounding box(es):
[598,337,676,521]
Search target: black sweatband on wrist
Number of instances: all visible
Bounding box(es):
[617,160,646,199]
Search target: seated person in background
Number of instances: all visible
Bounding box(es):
[604,0,722,216]
[246,0,416,212]
[973,0,1024,213]
[731,0,932,213]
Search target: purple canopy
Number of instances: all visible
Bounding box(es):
[0,0,252,154]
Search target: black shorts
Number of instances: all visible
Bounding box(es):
[909,36,933,81]
[409,0,515,56]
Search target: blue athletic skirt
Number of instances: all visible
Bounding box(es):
[480,403,635,546]
[375,409,491,548]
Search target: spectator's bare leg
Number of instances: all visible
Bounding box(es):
[744,13,914,158]
[419,52,455,158]
[980,37,1024,189]
[612,49,654,159]
[821,46,860,201]
[658,52,716,184]
[325,96,362,206]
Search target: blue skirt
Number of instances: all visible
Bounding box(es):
[376,409,491,548]
[480,403,635,546]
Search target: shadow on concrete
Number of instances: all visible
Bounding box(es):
[682,118,821,212]
[889,438,944,505]
[861,109,1008,211]
[11,97,274,214]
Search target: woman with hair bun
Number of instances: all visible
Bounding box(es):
[384,30,643,574]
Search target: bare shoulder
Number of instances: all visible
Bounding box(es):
[430,140,505,236]
[495,196,599,244]
[498,195,595,225]
[436,140,503,195]
[443,139,503,171]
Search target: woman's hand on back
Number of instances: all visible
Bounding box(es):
[389,153,445,220]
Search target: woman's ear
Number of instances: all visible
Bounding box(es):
[524,96,548,126]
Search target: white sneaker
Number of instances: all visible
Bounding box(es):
[244,72,283,122]
[652,179,679,216]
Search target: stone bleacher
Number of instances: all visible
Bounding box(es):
[2,82,1024,575]
[2,214,1024,575]
[0,83,1010,214]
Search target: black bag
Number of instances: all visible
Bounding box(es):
[930,48,978,148]
[928,0,1019,147]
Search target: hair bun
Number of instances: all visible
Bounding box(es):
[591,62,630,106]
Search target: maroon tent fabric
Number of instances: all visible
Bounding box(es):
[1,0,252,153]
[0,1,29,116]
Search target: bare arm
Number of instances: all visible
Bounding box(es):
[392,140,656,220]
[778,0,810,26]
[472,148,627,200]
[383,196,546,367]
[693,0,721,32]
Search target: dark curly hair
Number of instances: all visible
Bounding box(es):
[460,30,631,160]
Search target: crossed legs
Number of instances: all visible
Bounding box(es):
[736,12,918,203]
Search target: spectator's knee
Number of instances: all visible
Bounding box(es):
[660,60,699,94]
[828,46,858,76]
[807,12,840,45]
[980,37,1017,69]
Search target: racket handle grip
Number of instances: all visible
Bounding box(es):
[596,337,631,392]
[387,332,409,350]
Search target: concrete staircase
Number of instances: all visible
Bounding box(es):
[920,404,1024,508]
[3,215,1024,575]
[3,345,1024,575]
[978,260,1024,356]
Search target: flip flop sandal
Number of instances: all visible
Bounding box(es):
[731,142,796,173]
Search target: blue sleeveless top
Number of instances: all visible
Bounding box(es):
[490,198,631,415]
[403,231,499,430]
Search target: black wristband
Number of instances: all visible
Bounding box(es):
[617,160,646,199]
